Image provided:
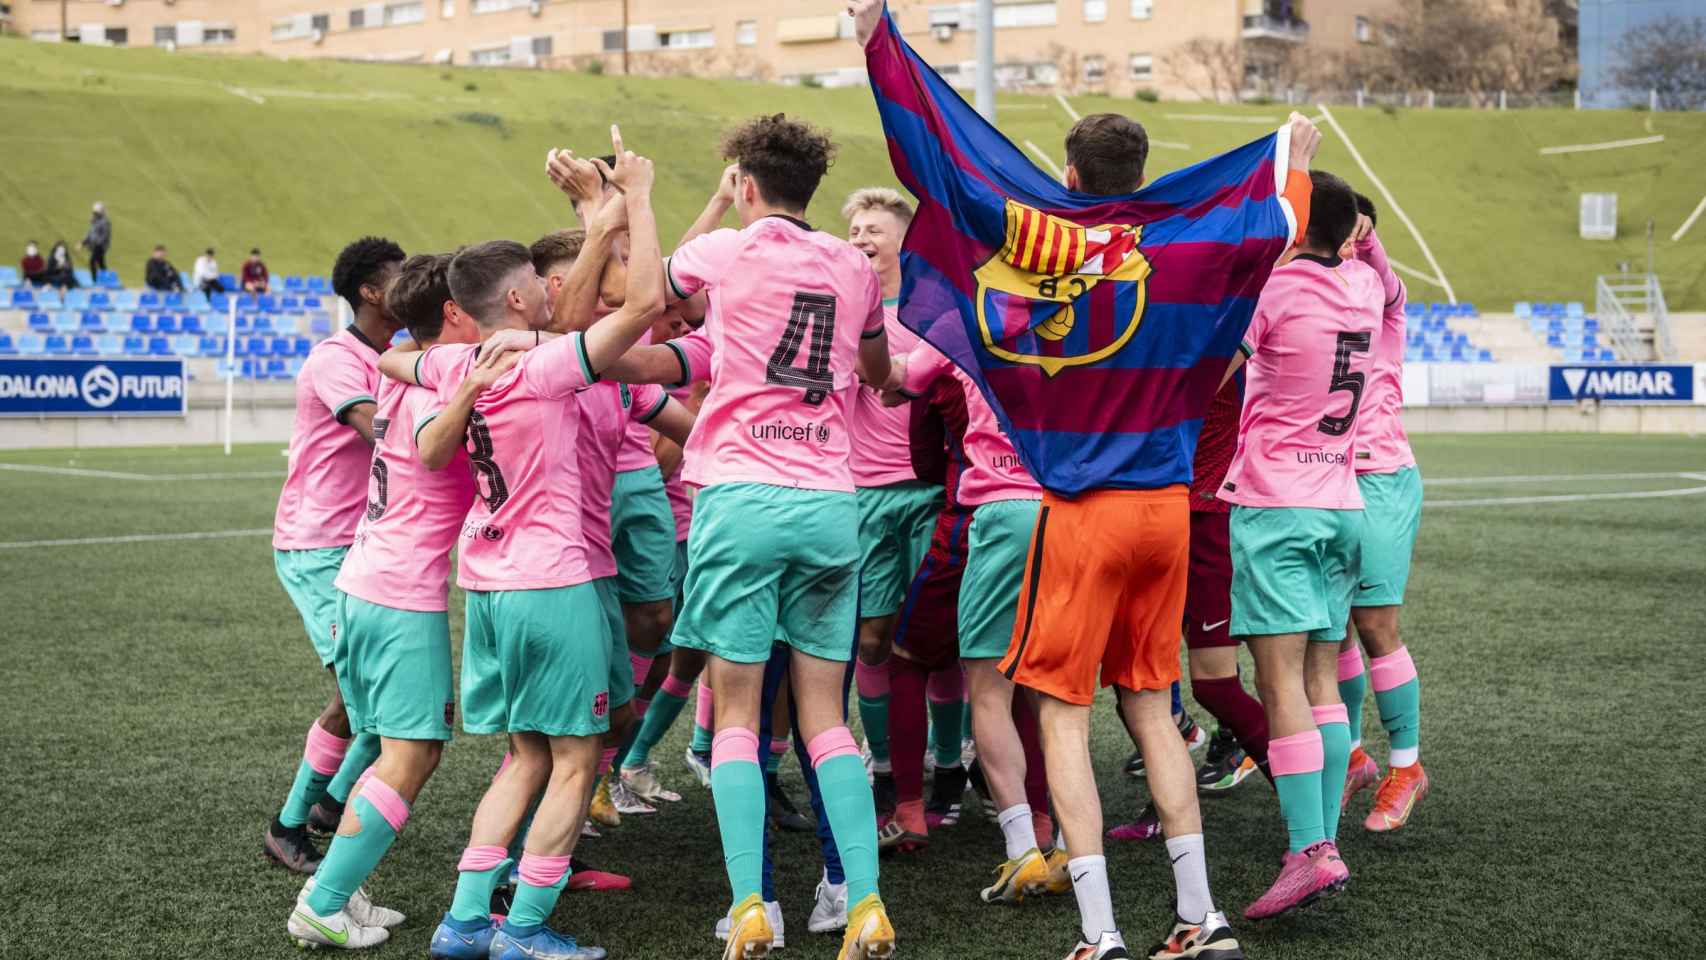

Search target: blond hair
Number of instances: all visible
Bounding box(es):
[841,187,914,225]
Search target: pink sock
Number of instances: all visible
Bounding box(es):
[517,852,572,886]
[694,680,714,729]
[303,722,351,776]
[926,665,964,704]
[711,728,760,768]
[1337,647,1366,682]
[599,747,617,776]
[805,726,860,769]
[661,674,693,699]
[459,844,508,871]
[1369,646,1419,692]
[855,658,891,699]
[359,773,411,833]
[630,652,655,686]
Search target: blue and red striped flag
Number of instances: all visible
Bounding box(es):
[864,9,1307,496]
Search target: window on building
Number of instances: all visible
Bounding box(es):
[1355,15,1372,42]
[736,19,757,45]
[929,4,964,28]
[470,42,510,64]
[204,24,237,44]
[994,2,1057,29]
[442,0,455,16]
[659,29,713,50]
[601,29,624,51]
[531,34,552,56]
[1083,0,1106,23]
[387,2,425,25]
[107,27,128,46]
[153,24,176,46]
[349,7,366,29]
[313,13,330,32]
[1130,0,1151,19]
[472,0,529,13]
[1129,52,1152,81]
[1084,54,1106,83]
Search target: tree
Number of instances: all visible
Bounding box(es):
[1612,16,1706,111]
[1161,36,1242,103]
[1356,0,1572,101]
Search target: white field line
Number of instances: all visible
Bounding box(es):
[223,85,266,105]
[1672,194,1706,243]
[1317,104,1457,305]
[0,528,271,550]
[1054,92,1081,122]
[1387,257,1445,288]
[1425,471,1703,486]
[1425,484,1706,508]
[1023,141,1066,180]
[1150,139,1192,151]
[0,463,283,481]
[1164,113,1279,123]
[1538,135,1665,156]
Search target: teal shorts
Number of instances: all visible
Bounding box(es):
[674,483,860,665]
[275,547,350,667]
[593,576,635,710]
[1353,466,1424,608]
[656,538,690,656]
[856,481,945,618]
[461,583,612,737]
[959,498,1040,660]
[1230,505,1364,643]
[333,592,454,741]
[611,467,678,604]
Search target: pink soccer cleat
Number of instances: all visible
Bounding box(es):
[1341,747,1380,808]
[1364,762,1429,832]
[1242,842,1348,920]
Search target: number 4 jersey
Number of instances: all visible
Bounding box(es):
[1222,253,1383,511]
[665,215,886,494]
[334,377,476,612]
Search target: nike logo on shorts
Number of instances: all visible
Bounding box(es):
[1358,584,1378,591]
[1201,619,1229,632]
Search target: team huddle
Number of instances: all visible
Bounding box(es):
[258,5,1428,960]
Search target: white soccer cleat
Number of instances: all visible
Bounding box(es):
[300,876,405,931]
[807,873,849,934]
[620,762,682,803]
[608,777,658,815]
[715,899,786,950]
[288,901,390,950]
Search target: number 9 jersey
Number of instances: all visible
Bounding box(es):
[1221,253,1384,511]
[665,216,886,494]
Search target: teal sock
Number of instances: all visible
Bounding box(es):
[1317,721,1352,842]
[449,857,512,923]
[1339,667,1367,749]
[709,756,766,904]
[1375,678,1421,754]
[929,699,964,769]
[1274,768,1325,853]
[327,734,383,804]
[505,868,570,929]
[765,742,786,776]
[857,694,891,765]
[626,687,689,768]
[279,759,334,828]
[304,795,400,915]
[960,700,973,742]
[815,753,881,906]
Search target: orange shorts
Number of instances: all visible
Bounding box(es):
[998,485,1189,705]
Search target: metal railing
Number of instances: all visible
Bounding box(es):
[1596,273,1675,361]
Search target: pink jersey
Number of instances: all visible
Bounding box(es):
[414,333,597,591]
[577,379,669,579]
[902,343,1040,506]
[666,218,886,493]
[273,327,384,550]
[614,328,662,475]
[850,301,923,487]
[335,378,476,612]
[662,384,695,542]
[1349,231,1414,475]
[1223,255,1383,511]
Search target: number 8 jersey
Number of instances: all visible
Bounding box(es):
[665,215,886,493]
[1222,253,1383,511]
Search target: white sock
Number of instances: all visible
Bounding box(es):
[1164,834,1215,923]
[1349,734,1362,750]
[1389,745,1418,768]
[996,804,1034,860]
[1068,855,1118,944]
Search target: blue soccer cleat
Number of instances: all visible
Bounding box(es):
[427,913,499,960]
[491,923,608,960]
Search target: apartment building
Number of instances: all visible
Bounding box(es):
[6,0,1394,100]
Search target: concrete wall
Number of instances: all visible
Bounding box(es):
[1401,403,1706,434]
[0,404,296,449]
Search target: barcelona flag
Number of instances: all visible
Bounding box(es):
[864,8,1304,496]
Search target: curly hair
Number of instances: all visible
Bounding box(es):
[384,253,454,344]
[720,113,836,213]
[332,235,406,313]
[530,229,587,277]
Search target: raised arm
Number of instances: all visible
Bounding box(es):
[582,132,665,375]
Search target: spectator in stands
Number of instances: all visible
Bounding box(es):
[80,202,112,277]
[20,241,46,286]
[144,245,184,292]
[44,241,78,289]
[241,248,270,293]
[193,248,224,294]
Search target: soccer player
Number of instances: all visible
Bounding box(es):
[286,252,496,949]
[602,113,897,960]
[1220,171,1380,920]
[1334,195,1428,832]
[845,188,947,808]
[265,236,406,875]
[400,139,663,960]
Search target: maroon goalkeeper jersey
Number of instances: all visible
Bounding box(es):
[1190,374,1243,514]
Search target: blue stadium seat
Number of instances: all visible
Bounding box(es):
[92,334,124,354]
[97,270,122,289]
[302,296,323,310]
[111,290,140,310]
[237,293,258,311]
[199,336,226,356]
[74,269,94,288]
[181,314,203,334]
[64,289,91,310]
[17,334,46,355]
[257,294,279,312]
[131,314,154,333]
[248,336,274,357]
[219,272,238,290]
[0,333,15,354]
[283,276,306,293]
[253,315,276,333]
[292,337,312,356]
[163,292,184,309]
[1565,301,1585,318]
[184,291,210,312]
[201,314,230,336]
[44,335,70,354]
[1478,349,1494,362]
[286,358,307,378]
[155,315,180,334]
[138,292,161,309]
[88,291,110,308]
[0,266,20,287]
[28,312,51,332]
[10,289,35,308]
[1581,333,1598,348]
[172,335,201,357]
[1459,302,1477,316]
[1599,348,1616,361]
[207,292,230,313]
[80,311,103,330]
[1546,333,1564,347]
[307,276,331,293]
[274,315,302,336]
[309,316,332,337]
[266,358,291,379]
[270,337,294,356]
[147,336,171,356]
[34,288,61,308]
[52,312,80,333]
[1421,346,1437,362]
[100,312,128,333]
[70,335,95,356]
[122,335,146,355]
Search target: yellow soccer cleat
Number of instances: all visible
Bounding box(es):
[980,847,1051,904]
[588,774,621,829]
[722,894,775,960]
[837,893,896,960]
[1042,847,1073,895]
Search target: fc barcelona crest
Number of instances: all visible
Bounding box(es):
[974,200,1152,377]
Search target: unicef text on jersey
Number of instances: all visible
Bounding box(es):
[0,357,188,417]
[1548,364,1697,405]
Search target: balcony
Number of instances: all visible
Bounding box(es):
[1242,14,1308,42]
